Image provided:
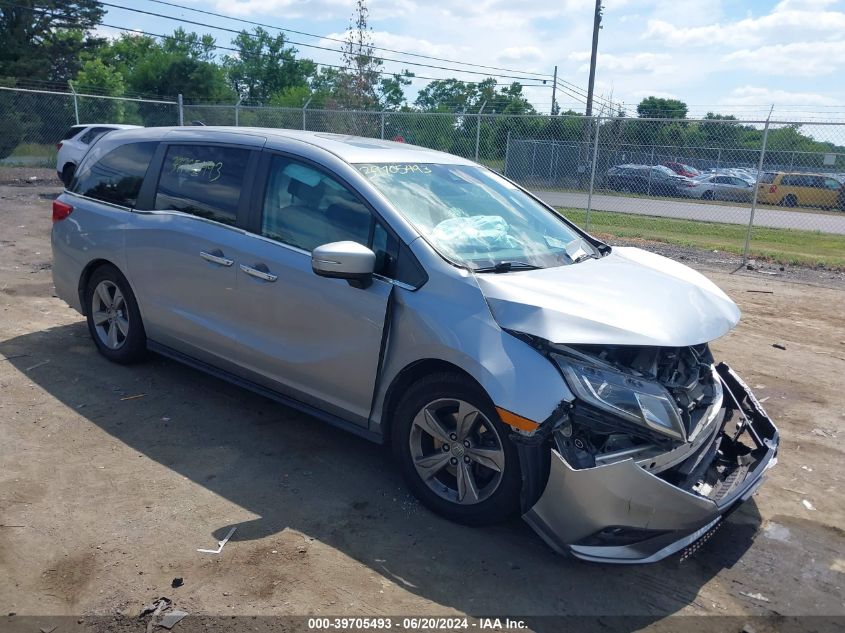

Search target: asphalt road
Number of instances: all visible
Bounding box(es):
[535,190,845,235]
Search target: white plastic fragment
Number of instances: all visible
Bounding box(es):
[740,591,770,603]
[197,527,236,554]
[802,499,815,511]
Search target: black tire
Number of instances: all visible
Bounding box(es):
[391,372,522,526]
[782,194,798,207]
[702,190,714,200]
[84,264,146,364]
[61,163,75,187]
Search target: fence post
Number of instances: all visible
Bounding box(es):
[716,147,722,170]
[504,130,511,176]
[743,108,773,265]
[475,101,487,162]
[585,116,600,232]
[235,95,242,126]
[380,111,385,139]
[68,80,79,124]
[177,94,184,126]
[302,97,312,131]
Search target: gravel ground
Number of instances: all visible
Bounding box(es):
[1,173,844,633]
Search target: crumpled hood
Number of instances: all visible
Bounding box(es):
[475,247,740,347]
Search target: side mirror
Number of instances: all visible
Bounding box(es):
[312,241,376,289]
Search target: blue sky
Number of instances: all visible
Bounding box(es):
[99,0,845,120]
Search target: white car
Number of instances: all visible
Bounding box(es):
[56,124,141,185]
[684,174,756,202]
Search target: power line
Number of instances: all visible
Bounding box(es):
[142,0,554,80]
[98,1,552,84]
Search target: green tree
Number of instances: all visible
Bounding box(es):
[636,96,688,119]
[378,70,413,110]
[74,58,126,121]
[224,27,315,103]
[0,1,104,82]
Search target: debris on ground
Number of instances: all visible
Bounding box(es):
[746,289,774,294]
[158,610,189,629]
[171,577,184,588]
[802,499,816,511]
[197,526,236,554]
[139,596,188,632]
[120,393,147,401]
[39,626,57,633]
[139,597,172,619]
[772,343,787,350]
[25,359,50,371]
[740,591,771,603]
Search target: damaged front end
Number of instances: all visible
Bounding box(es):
[514,341,779,564]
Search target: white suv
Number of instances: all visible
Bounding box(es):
[56,124,141,185]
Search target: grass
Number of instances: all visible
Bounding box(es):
[557,207,845,269]
[9,143,56,159]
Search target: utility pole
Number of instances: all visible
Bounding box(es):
[551,65,558,115]
[585,0,602,117]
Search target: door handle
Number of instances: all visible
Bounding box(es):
[200,250,234,267]
[240,263,278,282]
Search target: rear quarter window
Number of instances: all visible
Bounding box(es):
[71,141,158,208]
[758,172,776,184]
[155,144,250,226]
[61,125,86,141]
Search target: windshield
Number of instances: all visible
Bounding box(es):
[356,163,597,270]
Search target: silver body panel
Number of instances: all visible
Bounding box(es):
[51,127,777,564]
[476,246,740,347]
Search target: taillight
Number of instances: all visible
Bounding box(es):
[56,142,63,151]
[52,200,73,222]
[769,185,777,193]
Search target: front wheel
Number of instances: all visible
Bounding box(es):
[392,373,522,525]
[84,265,147,364]
[701,190,714,200]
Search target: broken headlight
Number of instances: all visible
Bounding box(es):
[552,353,686,442]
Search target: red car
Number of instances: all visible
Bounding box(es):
[662,162,701,178]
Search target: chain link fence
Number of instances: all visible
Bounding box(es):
[2,85,844,267]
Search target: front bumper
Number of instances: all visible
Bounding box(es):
[523,363,779,564]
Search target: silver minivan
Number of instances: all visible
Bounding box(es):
[51,127,778,564]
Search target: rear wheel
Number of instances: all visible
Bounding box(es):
[701,190,714,200]
[392,373,521,525]
[781,194,798,207]
[61,163,75,187]
[84,265,146,364]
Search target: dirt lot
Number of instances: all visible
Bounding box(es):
[1,174,844,632]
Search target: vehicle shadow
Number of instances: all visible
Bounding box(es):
[1,323,763,629]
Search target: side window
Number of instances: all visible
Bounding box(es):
[155,144,250,226]
[261,156,374,252]
[71,141,157,208]
[79,127,110,145]
[713,176,729,184]
[261,156,398,276]
[825,177,842,190]
[781,174,796,186]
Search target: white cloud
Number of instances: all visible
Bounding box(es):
[722,40,845,75]
[723,86,839,107]
[500,46,543,62]
[645,9,845,48]
[568,51,676,74]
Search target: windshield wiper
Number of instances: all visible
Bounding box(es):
[473,261,541,273]
[572,253,599,264]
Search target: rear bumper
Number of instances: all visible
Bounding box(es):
[523,363,779,564]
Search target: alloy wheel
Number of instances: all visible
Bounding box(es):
[409,398,506,505]
[91,280,129,350]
